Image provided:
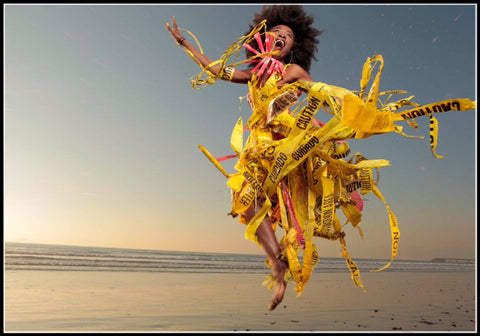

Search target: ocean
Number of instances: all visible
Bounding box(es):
[4,242,475,274]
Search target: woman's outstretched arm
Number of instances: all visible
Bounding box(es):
[166,16,252,84]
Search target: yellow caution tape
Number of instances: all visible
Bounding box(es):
[230,116,244,155]
[184,25,476,297]
[370,184,400,273]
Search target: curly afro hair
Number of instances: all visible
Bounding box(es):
[245,5,323,73]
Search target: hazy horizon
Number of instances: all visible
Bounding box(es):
[5,4,476,261]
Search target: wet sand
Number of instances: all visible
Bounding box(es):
[4,270,476,332]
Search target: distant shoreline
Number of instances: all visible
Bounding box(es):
[431,257,475,264]
[6,241,476,264]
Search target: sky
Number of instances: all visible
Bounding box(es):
[4,4,477,261]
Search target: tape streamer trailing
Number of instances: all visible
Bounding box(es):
[179,22,476,296]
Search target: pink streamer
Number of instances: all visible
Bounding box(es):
[254,33,265,54]
[244,33,286,77]
[258,58,270,76]
[265,32,273,51]
[351,190,364,212]
[267,59,276,75]
[215,154,238,162]
[243,43,260,55]
[281,180,306,248]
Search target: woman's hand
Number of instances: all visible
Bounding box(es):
[165,16,252,85]
[166,16,185,45]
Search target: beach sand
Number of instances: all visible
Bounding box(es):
[4,269,476,332]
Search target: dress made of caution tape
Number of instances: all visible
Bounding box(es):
[181,20,476,296]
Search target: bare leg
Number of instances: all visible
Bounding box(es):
[245,202,288,310]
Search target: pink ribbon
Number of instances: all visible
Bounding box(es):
[243,33,286,77]
[215,154,239,162]
[281,180,306,248]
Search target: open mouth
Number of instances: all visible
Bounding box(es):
[274,39,285,49]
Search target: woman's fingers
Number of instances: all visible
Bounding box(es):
[166,16,183,41]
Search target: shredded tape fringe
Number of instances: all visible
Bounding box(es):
[180,23,476,296]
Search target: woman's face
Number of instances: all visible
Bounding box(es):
[269,25,295,61]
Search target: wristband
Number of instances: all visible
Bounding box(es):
[219,66,235,81]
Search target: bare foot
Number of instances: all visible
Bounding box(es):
[269,259,288,310]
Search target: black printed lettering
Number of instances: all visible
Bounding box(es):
[239,190,255,206]
[401,100,465,120]
[345,180,362,193]
[269,152,288,183]
[359,169,372,191]
[392,231,400,254]
[243,171,263,193]
[292,136,320,161]
[322,194,334,228]
[296,96,321,130]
